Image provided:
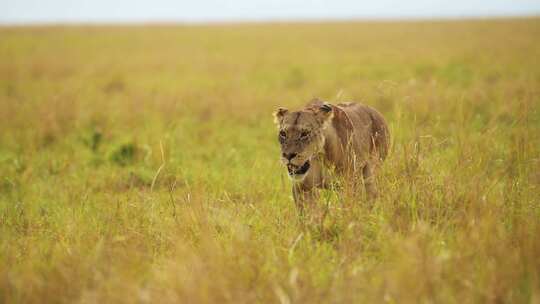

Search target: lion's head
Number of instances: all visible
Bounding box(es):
[273,102,334,180]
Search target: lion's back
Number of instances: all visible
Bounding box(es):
[336,102,390,161]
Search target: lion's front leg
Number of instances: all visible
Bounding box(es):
[291,159,325,216]
[292,183,318,215]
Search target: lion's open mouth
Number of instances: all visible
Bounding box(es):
[287,160,311,176]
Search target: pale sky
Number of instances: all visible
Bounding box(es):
[1,0,540,24]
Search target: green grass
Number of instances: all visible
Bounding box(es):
[1,18,539,303]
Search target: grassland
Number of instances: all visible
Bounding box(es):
[0,18,539,303]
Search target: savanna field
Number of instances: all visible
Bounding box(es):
[0,18,539,303]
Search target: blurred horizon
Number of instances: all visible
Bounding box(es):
[1,0,540,25]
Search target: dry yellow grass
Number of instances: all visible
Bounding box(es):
[0,18,539,303]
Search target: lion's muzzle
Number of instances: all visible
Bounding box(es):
[287,160,311,179]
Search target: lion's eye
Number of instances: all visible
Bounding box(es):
[300,131,310,138]
[279,130,286,139]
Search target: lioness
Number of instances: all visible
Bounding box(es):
[274,99,389,211]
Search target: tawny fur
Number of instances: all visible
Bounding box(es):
[274,99,389,212]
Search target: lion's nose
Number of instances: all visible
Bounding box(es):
[282,153,297,160]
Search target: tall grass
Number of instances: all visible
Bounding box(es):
[1,18,539,303]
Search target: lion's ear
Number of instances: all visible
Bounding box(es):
[315,103,334,128]
[319,103,332,113]
[273,107,288,126]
